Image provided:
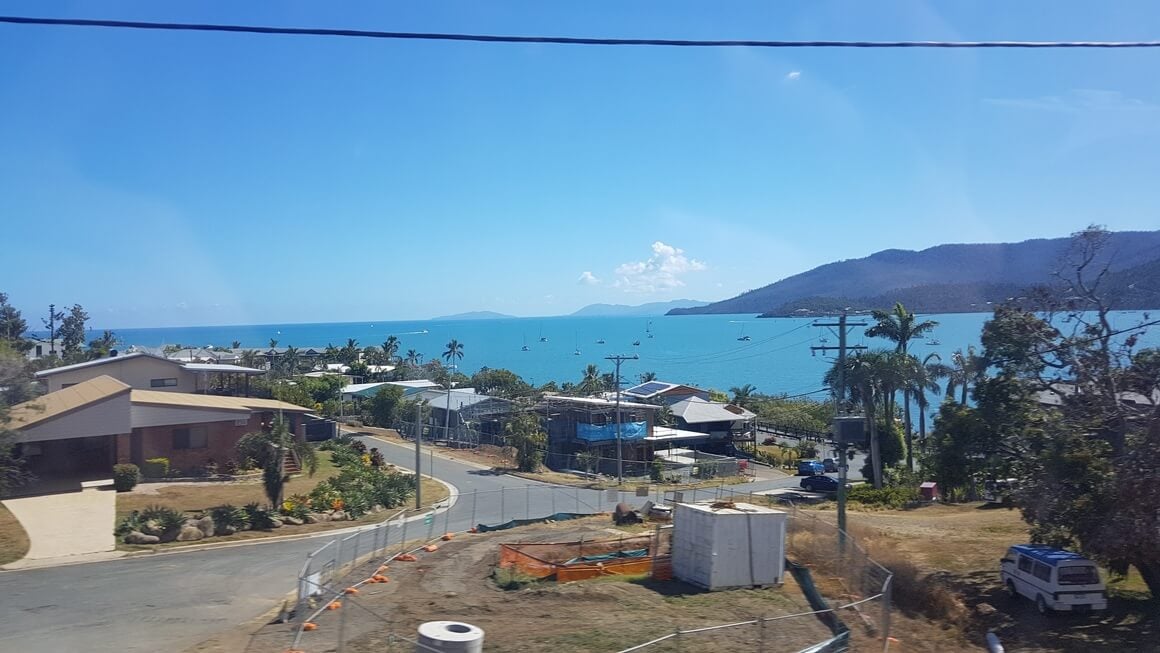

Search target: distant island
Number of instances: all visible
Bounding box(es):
[668,230,1160,316]
[431,311,517,321]
[572,299,707,317]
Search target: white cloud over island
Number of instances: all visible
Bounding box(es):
[613,241,706,293]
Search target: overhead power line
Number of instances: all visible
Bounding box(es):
[2,16,1160,49]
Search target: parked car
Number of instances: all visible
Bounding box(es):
[800,475,841,493]
[796,460,825,476]
[822,458,838,472]
[1000,544,1107,614]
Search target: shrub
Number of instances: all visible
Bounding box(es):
[281,494,312,520]
[210,504,250,531]
[141,457,170,478]
[846,484,920,509]
[140,504,186,533]
[115,511,142,536]
[112,464,140,492]
[244,502,279,530]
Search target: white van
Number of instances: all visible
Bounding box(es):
[1000,544,1107,614]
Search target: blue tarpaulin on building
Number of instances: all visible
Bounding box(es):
[576,421,647,442]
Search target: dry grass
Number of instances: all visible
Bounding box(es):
[0,502,30,565]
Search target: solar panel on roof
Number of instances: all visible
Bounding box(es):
[627,381,671,396]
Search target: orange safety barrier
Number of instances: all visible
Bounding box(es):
[498,535,670,582]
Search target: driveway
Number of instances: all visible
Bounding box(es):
[1,481,116,564]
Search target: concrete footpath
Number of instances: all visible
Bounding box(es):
[2,480,116,564]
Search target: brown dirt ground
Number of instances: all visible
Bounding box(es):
[809,503,1158,653]
[0,502,30,565]
[244,517,839,653]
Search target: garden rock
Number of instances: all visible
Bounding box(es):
[269,517,283,529]
[330,510,347,521]
[124,531,160,545]
[215,524,237,536]
[194,515,215,538]
[306,513,325,524]
[176,525,205,542]
[283,516,304,526]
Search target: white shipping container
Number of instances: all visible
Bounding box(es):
[672,502,787,590]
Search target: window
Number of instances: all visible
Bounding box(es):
[1033,562,1052,582]
[1058,566,1099,585]
[1018,556,1033,573]
[173,426,208,450]
[151,378,179,388]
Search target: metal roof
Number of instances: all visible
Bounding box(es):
[9,375,132,428]
[129,390,313,413]
[182,363,265,374]
[540,395,660,410]
[670,396,756,424]
[1010,544,1091,567]
[33,352,179,377]
[646,426,711,442]
[409,388,499,411]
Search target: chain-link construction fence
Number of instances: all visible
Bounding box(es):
[276,485,892,653]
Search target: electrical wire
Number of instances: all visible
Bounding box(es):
[3,16,1160,49]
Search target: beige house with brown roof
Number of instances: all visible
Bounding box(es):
[34,352,265,395]
[11,375,311,488]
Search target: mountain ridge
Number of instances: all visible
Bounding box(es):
[572,299,707,317]
[670,231,1160,316]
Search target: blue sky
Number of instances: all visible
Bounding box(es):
[2,2,1159,328]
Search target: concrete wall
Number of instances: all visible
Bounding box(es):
[44,356,193,393]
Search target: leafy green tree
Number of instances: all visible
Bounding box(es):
[57,304,89,361]
[575,449,596,475]
[0,293,31,353]
[87,330,118,358]
[923,401,987,500]
[42,304,64,356]
[271,380,314,409]
[0,343,34,495]
[470,368,531,398]
[639,371,658,383]
[504,412,546,472]
[367,385,405,428]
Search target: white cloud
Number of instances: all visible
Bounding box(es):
[577,271,600,285]
[785,71,801,81]
[613,241,707,294]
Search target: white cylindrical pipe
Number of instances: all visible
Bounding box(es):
[416,621,484,653]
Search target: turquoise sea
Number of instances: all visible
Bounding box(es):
[104,311,1158,396]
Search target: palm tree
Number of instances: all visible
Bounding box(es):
[578,364,602,395]
[405,349,421,367]
[827,350,895,487]
[382,336,400,364]
[729,384,758,408]
[280,346,301,376]
[231,340,241,349]
[910,353,949,452]
[269,338,278,348]
[442,339,464,370]
[867,303,939,465]
[946,345,985,404]
[640,371,658,383]
[239,349,263,370]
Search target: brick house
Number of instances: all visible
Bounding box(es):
[10,375,312,486]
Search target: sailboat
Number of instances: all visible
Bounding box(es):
[926,338,941,346]
[595,338,606,345]
[737,324,751,341]
[538,324,548,343]
[573,333,581,356]
[632,340,641,347]
[521,335,530,352]
[646,320,654,338]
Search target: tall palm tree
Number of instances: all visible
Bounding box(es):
[729,384,758,408]
[867,303,939,464]
[442,339,464,370]
[280,346,301,376]
[578,364,602,395]
[268,338,278,348]
[640,371,658,383]
[382,336,400,364]
[827,350,895,487]
[405,349,420,367]
[946,345,985,404]
[910,353,949,452]
[239,349,263,370]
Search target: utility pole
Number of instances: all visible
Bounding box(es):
[811,310,867,544]
[605,354,639,485]
[414,401,422,509]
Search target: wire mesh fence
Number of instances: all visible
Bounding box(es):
[278,485,891,653]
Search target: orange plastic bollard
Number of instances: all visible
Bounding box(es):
[441,533,454,541]
[377,564,390,573]
[469,527,478,533]
[372,574,389,583]
[327,601,341,610]
[343,587,360,595]
[423,544,439,552]
[394,553,418,562]
[302,622,318,631]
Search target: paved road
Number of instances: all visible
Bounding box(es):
[0,434,834,653]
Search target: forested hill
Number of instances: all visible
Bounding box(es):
[668,231,1160,316]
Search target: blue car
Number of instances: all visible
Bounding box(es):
[796,460,825,476]
[800,475,841,493]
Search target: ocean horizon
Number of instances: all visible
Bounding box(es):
[59,311,1159,397]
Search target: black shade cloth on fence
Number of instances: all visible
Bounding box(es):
[475,512,596,533]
